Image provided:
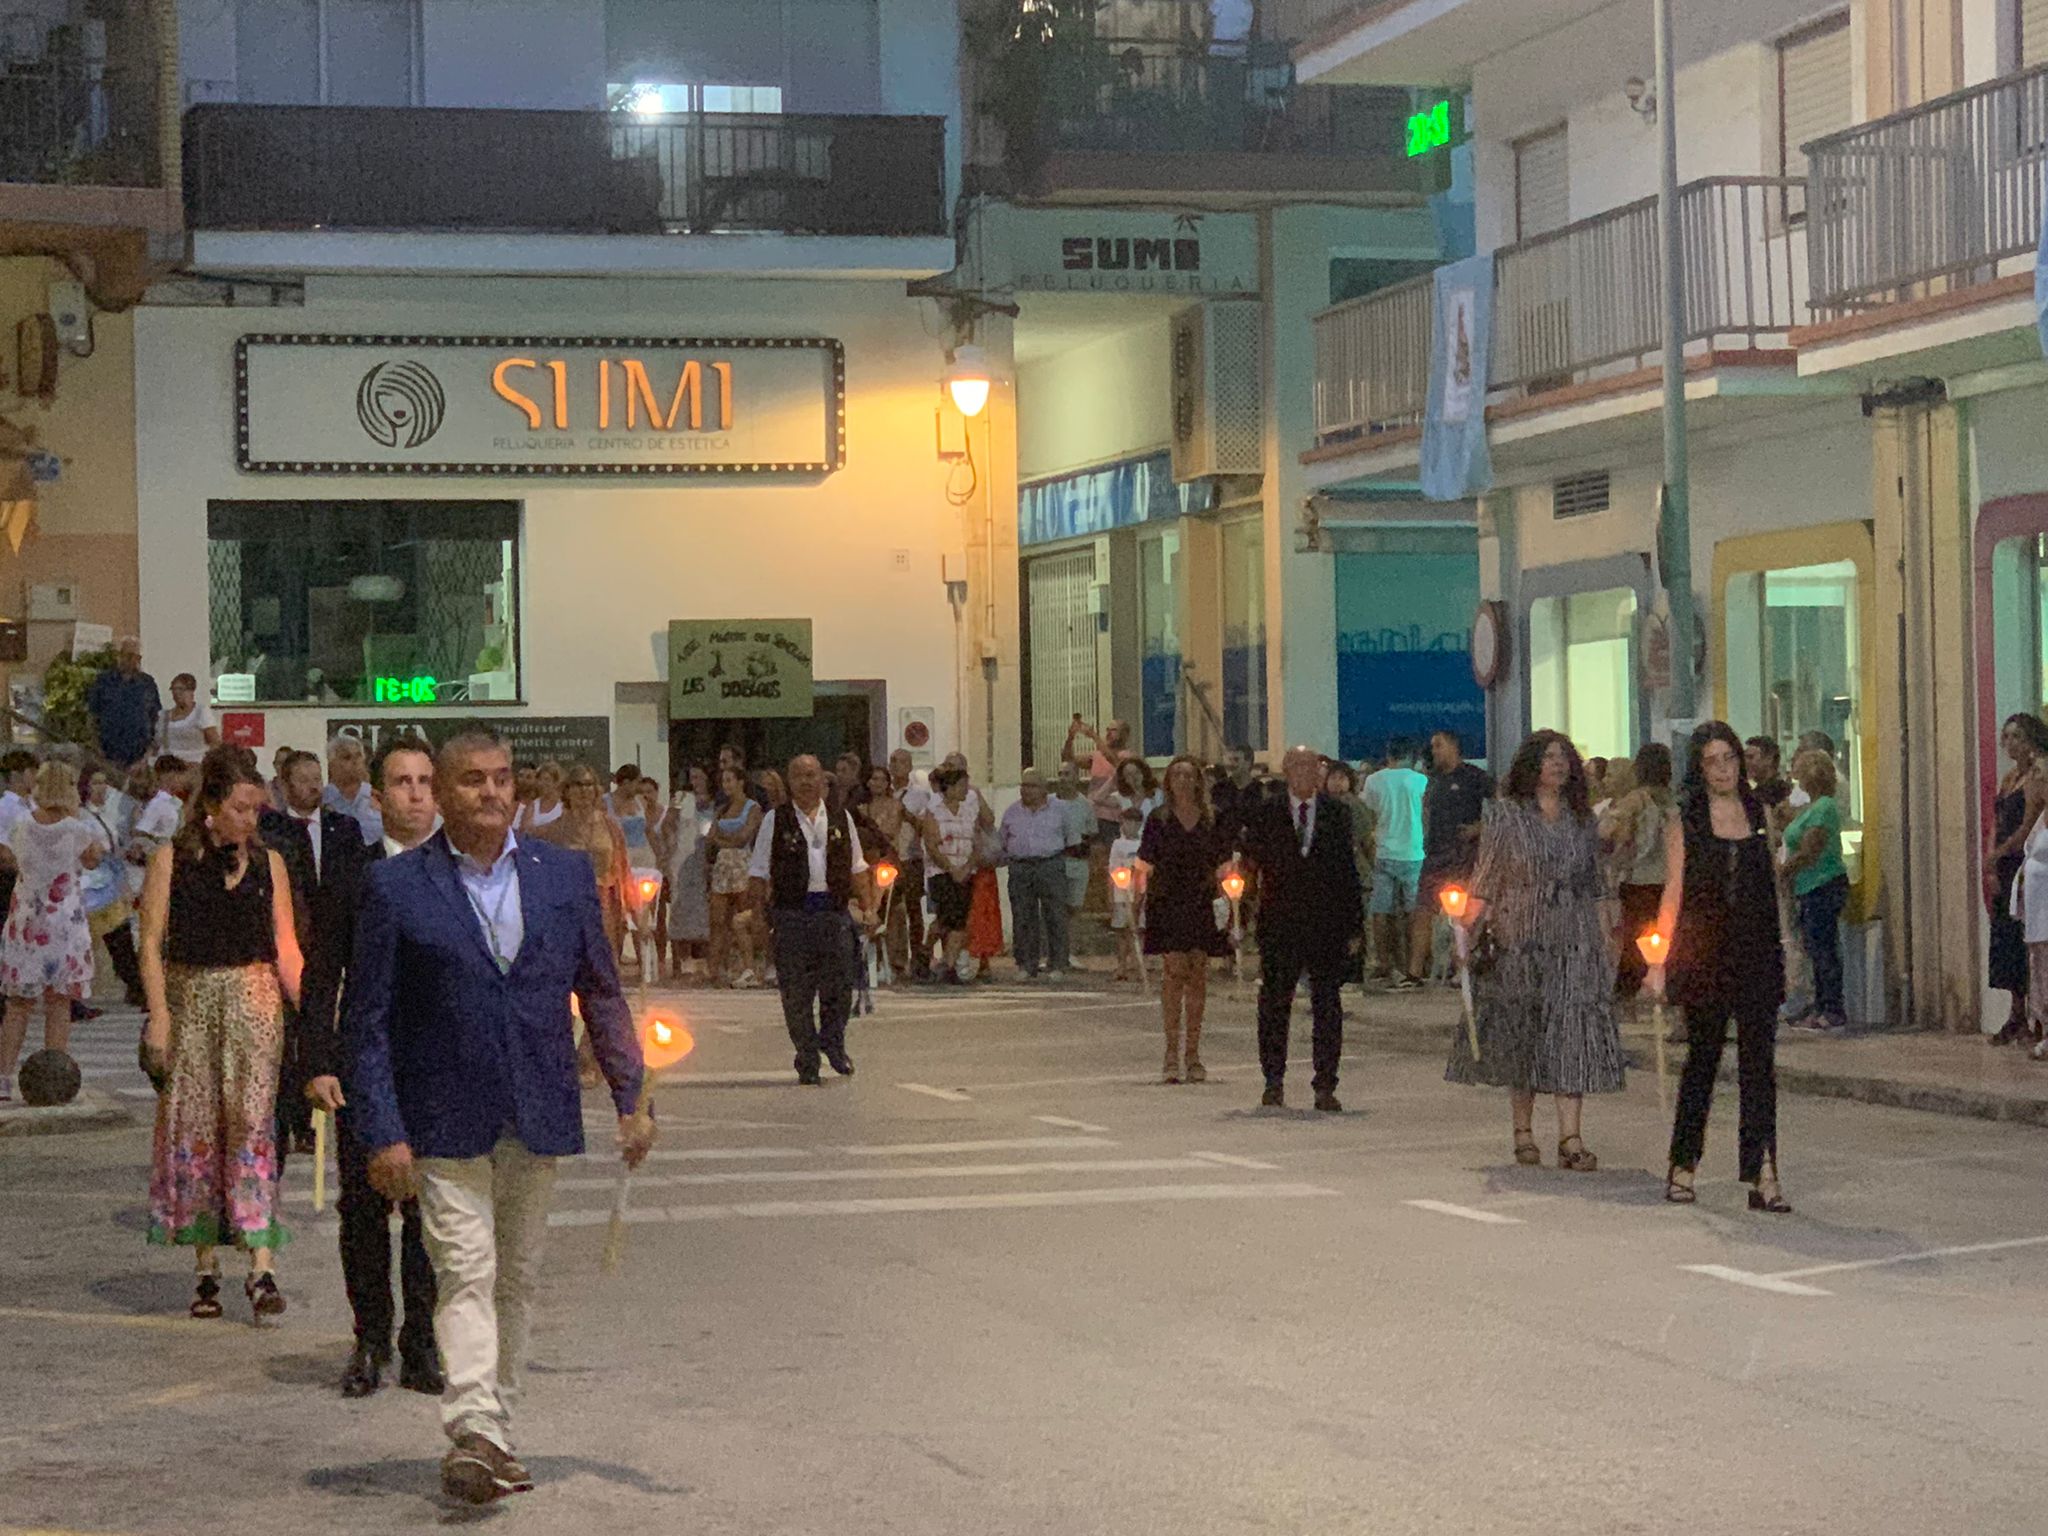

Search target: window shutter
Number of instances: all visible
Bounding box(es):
[2025,0,2048,68]
[1779,15,1853,181]
[1514,126,1569,241]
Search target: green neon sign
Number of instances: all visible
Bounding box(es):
[372,674,439,704]
[1406,98,1453,158]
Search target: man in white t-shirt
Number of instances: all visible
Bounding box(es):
[1363,739,1429,987]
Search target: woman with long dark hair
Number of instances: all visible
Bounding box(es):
[1446,730,1624,1169]
[1135,755,1233,1084]
[1656,722,1790,1211]
[1987,714,2048,1043]
[140,745,304,1317]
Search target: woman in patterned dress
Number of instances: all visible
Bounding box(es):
[140,746,303,1320]
[0,760,104,1099]
[1446,730,1626,1170]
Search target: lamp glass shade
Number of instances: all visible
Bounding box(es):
[1437,886,1468,918]
[1635,931,1667,964]
[946,344,992,417]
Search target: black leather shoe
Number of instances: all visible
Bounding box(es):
[796,1066,823,1086]
[1260,1085,1284,1109]
[399,1353,445,1395]
[1314,1091,1343,1113]
[339,1345,384,1399]
[825,1049,855,1077]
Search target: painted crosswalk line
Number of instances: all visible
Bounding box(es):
[549,1181,1338,1227]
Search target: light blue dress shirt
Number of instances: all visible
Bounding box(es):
[453,828,524,972]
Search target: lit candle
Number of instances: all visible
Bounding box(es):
[1438,885,1468,920]
[641,1009,695,1071]
[1110,864,1133,891]
[1220,867,1246,902]
[874,860,900,892]
[1635,930,1667,966]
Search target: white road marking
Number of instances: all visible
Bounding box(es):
[963,1071,1233,1093]
[838,1135,1114,1157]
[715,1024,751,1035]
[1189,1151,1280,1171]
[671,1070,804,1086]
[896,1082,973,1102]
[1771,1232,2048,1281]
[1680,1264,1832,1297]
[576,1146,812,1165]
[552,1157,1209,1191]
[1403,1199,1524,1226]
[549,1181,1338,1226]
[1034,1115,1111,1134]
[116,1087,157,1100]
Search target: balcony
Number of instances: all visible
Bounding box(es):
[974,11,1429,204]
[183,104,949,239]
[1276,0,1621,88]
[1805,64,2048,320]
[1312,176,1808,449]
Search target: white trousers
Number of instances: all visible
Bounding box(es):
[417,1135,558,1450]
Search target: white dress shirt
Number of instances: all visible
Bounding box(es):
[1289,793,1317,855]
[289,807,323,879]
[452,829,523,972]
[747,801,870,891]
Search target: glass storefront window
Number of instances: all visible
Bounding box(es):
[1527,586,1637,762]
[1138,528,1181,758]
[207,500,519,707]
[1990,533,2048,726]
[1724,558,1863,879]
[1221,514,1267,752]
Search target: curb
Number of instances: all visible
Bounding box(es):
[0,1089,137,1139]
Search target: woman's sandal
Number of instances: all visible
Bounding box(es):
[190,1272,222,1320]
[1557,1136,1599,1172]
[1748,1163,1792,1214]
[246,1272,287,1318]
[1664,1166,1697,1204]
[1512,1131,1540,1166]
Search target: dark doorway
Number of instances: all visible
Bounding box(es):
[669,686,883,783]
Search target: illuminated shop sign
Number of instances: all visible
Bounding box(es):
[235,334,845,476]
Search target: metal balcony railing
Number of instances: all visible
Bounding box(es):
[1311,176,1809,445]
[0,58,159,186]
[183,105,948,237]
[1037,36,1409,156]
[1805,63,2048,316]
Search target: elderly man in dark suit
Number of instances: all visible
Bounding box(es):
[344,728,654,1506]
[298,735,441,1401]
[260,748,368,1155]
[1240,744,1365,1113]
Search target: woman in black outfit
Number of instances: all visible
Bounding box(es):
[1136,755,1233,1085]
[1987,714,2048,1044]
[1657,721,1790,1212]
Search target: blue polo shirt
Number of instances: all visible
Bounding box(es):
[87,668,160,765]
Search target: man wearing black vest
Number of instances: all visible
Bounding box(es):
[747,754,874,1085]
[300,734,444,1399]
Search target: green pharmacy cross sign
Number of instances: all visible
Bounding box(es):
[1407,98,1455,158]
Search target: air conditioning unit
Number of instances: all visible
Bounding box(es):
[1169,302,1263,483]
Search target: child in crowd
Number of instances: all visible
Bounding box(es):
[1108,807,1145,984]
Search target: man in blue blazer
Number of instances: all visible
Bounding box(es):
[344,728,654,1507]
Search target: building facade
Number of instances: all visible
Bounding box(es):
[1295,0,2048,1032]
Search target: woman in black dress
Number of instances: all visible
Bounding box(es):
[1656,722,1789,1212]
[1987,714,2048,1044]
[1136,755,1233,1085]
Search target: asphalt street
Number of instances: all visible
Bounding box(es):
[6,980,2048,1535]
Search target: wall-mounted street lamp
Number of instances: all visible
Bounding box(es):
[945,344,992,418]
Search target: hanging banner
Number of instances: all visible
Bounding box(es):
[1419,253,1495,503]
[668,619,814,719]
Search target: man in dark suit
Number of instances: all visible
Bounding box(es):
[344,728,653,1507]
[299,734,441,1400]
[260,749,367,1154]
[1240,745,1365,1113]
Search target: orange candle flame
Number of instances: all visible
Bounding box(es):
[1635,929,1667,965]
[1110,864,1133,891]
[1220,868,1246,901]
[641,1009,695,1071]
[1438,885,1468,919]
[874,860,899,891]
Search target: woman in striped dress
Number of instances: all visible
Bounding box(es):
[1447,730,1626,1170]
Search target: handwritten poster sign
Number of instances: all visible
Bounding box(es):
[668,619,814,720]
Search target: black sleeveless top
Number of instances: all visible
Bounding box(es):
[1667,789,1785,1013]
[166,842,279,968]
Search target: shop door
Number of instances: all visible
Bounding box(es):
[670,691,876,783]
[1026,548,1100,773]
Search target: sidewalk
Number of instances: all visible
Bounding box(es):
[1355,983,2048,1128]
[0,1086,134,1138]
